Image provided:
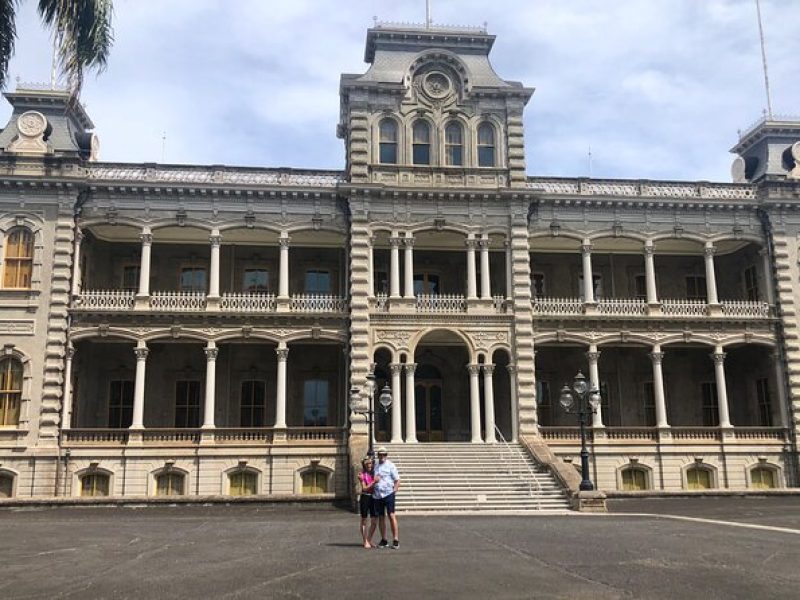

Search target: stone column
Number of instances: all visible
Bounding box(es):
[468,364,482,443]
[466,236,478,300]
[581,239,595,305]
[404,234,415,299]
[760,248,774,305]
[208,230,221,305]
[704,242,720,306]
[507,363,519,442]
[136,230,152,305]
[70,229,83,299]
[368,235,376,298]
[650,346,669,428]
[404,363,417,443]
[275,343,288,428]
[772,350,790,429]
[587,345,603,428]
[130,341,148,429]
[389,234,401,299]
[644,240,659,306]
[61,344,75,429]
[483,364,496,443]
[712,346,732,428]
[390,363,403,443]
[202,342,218,429]
[505,240,513,300]
[479,235,491,300]
[278,232,290,300]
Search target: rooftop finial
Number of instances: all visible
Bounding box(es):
[426,0,432,28]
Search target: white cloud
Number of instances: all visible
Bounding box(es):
[2,0,798,180]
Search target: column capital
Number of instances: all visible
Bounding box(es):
[65,344,75,360]
[477,238,490,249]
[276,347,289,361]
[482,364,495,376]
[140,232,153,246]
[134,346,149,361]
[704,242,716,257]
[465,238,478,250]
[711,351,726,365]
[467,363,481,375]
[581,243,592,255]
[209,233,222,247]
[650,351,664,364]
[405,362,417,375]
[278,235,291,248]
[204,346,219,360]
[643,242,655,256]
[404,236,415,247]
[507,363,517,374]
[75,228,85,244]
[390,363,403,375]
[389,236,403,247]
[586,350,601,363]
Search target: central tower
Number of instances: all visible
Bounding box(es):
[338,23,534,188]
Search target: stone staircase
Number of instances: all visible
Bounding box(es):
[383,442,572,513]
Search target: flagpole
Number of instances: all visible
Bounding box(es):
[755,0,773,119]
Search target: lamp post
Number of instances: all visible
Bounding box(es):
[558,371,601,491]
[349,371,393,457]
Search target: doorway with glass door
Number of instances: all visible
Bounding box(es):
[414,364,443,442]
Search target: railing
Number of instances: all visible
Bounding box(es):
[141,429,202,444]
[415,294,467,313]
[62,429,129,445]
[731,427,786,441]
[668,427,721,441]
[538,427,582,442]
[492,295,509,313]
[372,293,389,312]
[597,298,648,316]
[532,297,583,316]
[220,293,276,313]
[720,300,771,319]
[289,294,348,313]
[604,427,658,441]
[150,291,207,312]
[526,177,756,200]
[214,428,274,444]
[495,425,541,506]
[286,427,344,442]
[76,290,135,311]
[661,299,708,317]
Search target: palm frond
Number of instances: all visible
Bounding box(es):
[0,0,19,90]
[38,0,114,94]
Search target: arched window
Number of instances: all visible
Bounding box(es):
[155,471,185,496]
[301,469,329,494]
[620,467,649,491]
[0,357,22,427]
[686,466,713,490]
[80,472,110,497]
[3,227,34,289]
[0,472,14,498]
[379,119,398,164]
[229,470,258,496]
[445,122,464,166]
[751,466,777,489]
[477,122,496,167]
[412,121,431,165]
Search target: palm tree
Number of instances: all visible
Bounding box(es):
[0,0,114,94]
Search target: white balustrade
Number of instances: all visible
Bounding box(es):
[661,299,708,317]
[373,293,389,312]
[720,300,771,319]
[597,298,648,316]
[220,293,277,313]
[77,290,135,310]
[415,294,467,313]
[289,294,348,312]
[285,427,343,441]
[214,429,274,444]
[149,291,207,312]
[532,297,583,316]
[492,295,508,313]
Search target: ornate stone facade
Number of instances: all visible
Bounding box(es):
[0,23,798,502]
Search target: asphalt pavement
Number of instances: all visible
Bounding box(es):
[1,500,799,599]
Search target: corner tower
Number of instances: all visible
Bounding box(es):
[338,23,533,188]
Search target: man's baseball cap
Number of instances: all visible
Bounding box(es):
[376,446,388,454]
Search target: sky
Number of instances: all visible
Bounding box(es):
[2,0,798,182]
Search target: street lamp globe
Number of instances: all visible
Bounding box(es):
[572,371,588,395]
[588,388,601,411]
[558,385,574,411]
[378,385,393,411]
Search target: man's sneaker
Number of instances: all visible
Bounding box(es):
[391,539,400,550]
[377,539,389,548]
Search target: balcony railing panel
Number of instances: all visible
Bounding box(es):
[597,298,648,317]
[731,427,786,441]
[668,427,721,441]
[532,297,583,316]
[150,291,207,312]
[62,429,129,445]
[141,429,202,444]
[77,290,135,311]
[214,428,274,444]
[372,293,389,312]
[290,294,348,312]
[415,294,467,313]
[660,299,708,317]
[604,427,658,441]
[720,300,771,319]
[285,427,343,442]
[220,293,277,313]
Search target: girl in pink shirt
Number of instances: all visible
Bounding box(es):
[358,457,377,548]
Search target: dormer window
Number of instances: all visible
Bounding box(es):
[477,122,496,167]
[412,121,431,165]
[445,122,464,166]
[379,119,398,164]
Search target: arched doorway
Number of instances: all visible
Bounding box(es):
[414,364,443,441]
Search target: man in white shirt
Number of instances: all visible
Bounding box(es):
[371,447,400,549]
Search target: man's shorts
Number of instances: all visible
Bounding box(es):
[373,493,396,516]
[359,493,376,518]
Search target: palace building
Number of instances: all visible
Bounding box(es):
[0,22,798,508]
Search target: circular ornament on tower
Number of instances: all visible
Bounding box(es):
[730,156,746,183]
[17,111,47,138]
[423,71,452,100]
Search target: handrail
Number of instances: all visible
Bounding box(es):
[495,425,542,508]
